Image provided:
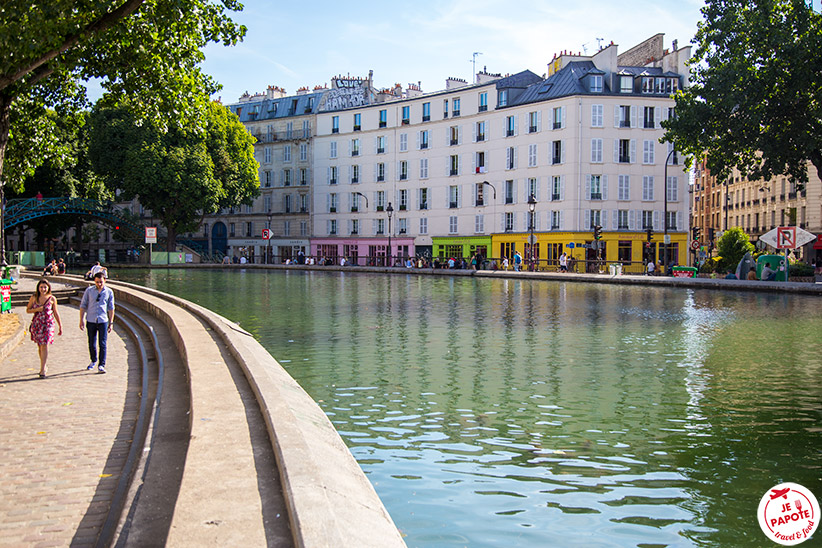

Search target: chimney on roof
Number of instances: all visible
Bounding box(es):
[446,76,468,90]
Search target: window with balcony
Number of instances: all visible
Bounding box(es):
[399,160,408,180]
[449,155,459,176]
[449,185,459,208]
[377,163,385,182]
[376,136,385,154]
[552,140,563,164]
[643,106,655,129]
[419,130,429,149]
[506,147,515,170]
[399,189,408,210]
[351,165,359,184]
[422,102,431,122]
[475,151,486,173]
[283,169,291,187]
[453,97,461,117]
[450,126,459,146]
[504,179,515,204]
[379,109,387,128]
[589,175,602,200]
[419,188,428,210]
[402,106,410,125]
[551,211,561,229]
[332,116,339,134]
[506,115,515,137]
[329,166,338,185]
[351,219,359,235]
[300,168,307,185]
[479,92,488,112]
[353,113,361,131]
[476,121,486,142]
[618,139,631,163]
[351,139,360,157]
[619,105,631,128]
[552,176,562,201]
[475,182,486,206]
[504,212,514,232]
[329,193,337,213]
[552,106,564,129]
[529,111,539,133]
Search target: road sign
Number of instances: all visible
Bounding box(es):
[664,234,671,244]
[690,240,700,250]
[145,226,157,244]
[262,228,273,240]
[761,226,816,249]
[567,242,574,248]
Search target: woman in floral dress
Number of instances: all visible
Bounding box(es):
[27,279,63,378]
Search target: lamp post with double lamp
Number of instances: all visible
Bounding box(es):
[386,202,394,267]
[266,210,272,264]
[663,146,677,275]
[527,193,537,271]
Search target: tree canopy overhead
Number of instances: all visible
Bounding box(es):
[89,100,259,251]
[0,0,246,190]
[662,0,822,186]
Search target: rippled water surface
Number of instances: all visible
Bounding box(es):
[115,269,822,547]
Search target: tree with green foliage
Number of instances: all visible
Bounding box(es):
[9,111,110,253]
[662,0,822,187]
[717,227,755,271]
[89,101,259,250]
[0,0,246,260]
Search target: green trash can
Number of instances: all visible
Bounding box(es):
[672,266,698,278]
[1,279,12,313]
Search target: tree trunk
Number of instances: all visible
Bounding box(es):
[165,223,177,254]
[809,149,822,190]
[0,93,12,264]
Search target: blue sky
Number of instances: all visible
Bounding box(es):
[200,0,707,104]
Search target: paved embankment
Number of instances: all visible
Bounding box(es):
[0,277,136,547]
[0,273,406,547]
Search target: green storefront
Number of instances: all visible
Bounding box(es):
[432,236,493,263]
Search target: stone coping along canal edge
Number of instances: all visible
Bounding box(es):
[23,272,406,548]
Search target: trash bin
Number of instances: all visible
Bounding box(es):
[1,279,12,313]
[608,263,623,276]
[672,266,698,278]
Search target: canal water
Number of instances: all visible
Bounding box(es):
[115,269,822,547]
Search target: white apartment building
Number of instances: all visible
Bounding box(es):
[311,34,691,269]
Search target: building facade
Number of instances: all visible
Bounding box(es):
[692,159,822,262]
[310,35,691,270]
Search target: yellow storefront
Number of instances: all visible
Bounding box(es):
[490,231,687,273]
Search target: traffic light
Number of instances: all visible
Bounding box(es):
[593,225,602,240]
[692,226,701,242]
[646,227,653,242]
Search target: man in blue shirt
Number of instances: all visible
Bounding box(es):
[79,272,115,374]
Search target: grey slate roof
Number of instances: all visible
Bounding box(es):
[229,91,326,123]
[512,60,679,107]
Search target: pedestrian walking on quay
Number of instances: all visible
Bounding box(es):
[79,272,115,374]
[27,279,63,378]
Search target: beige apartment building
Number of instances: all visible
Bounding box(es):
[692,159,822,261]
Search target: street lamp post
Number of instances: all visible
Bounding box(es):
[527,193,537,271]
[266,210,272,264]
[386,202,394,267]
[663,147,677,275]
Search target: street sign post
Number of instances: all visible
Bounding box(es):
[759,226,816,282]
[145,227,157,265]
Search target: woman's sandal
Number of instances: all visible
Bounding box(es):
[38,373,46,379]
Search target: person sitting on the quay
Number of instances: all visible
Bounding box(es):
[747,267,757,280]
[43,260,57,276]
[447,257,456,269]
[85,261,106,280]
[57,258,66,274]
[724,270,738,280]
[761,263,776,281]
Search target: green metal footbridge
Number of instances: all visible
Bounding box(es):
[3,197,145,241]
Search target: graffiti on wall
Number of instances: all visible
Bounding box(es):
[319,76,372,112]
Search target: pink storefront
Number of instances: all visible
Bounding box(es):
[311,237,416,266]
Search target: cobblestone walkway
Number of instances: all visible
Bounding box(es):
[0,294,138,547]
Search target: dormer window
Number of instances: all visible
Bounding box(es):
[498,89,508,107]
[620,75,633,93]
[589,75,603,93]
[642,77,654,94]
